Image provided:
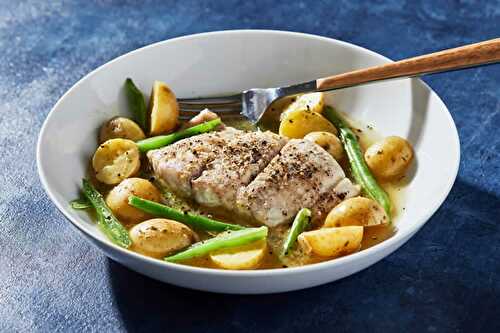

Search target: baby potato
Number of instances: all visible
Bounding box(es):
[281,93,325,119]
[279,109,338,139]
[130,218,198,258]
[92,138,140,185]
[323,197,388,228]
[99,117,146,143]
[304,131,344,160]
[364,136,414,180]
[106,178,162,224]
[148,81,179,135]
[298,226,363,257]
[210,240,267,270]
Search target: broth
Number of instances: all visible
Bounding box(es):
[88,110,405,269]
[165,115,401,268]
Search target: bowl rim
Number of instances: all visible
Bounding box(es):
[37,29,460,277]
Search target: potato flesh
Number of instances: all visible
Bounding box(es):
[92,138,140,185]
[148,81,179,135]
[281,92,325,119]
[106,178,162,225]
[324,197,388,227]
[279,109,338,139]
[99,117,145,143]
[364,136,414,180]
[210,240,267,270]
[298,226,363,257]
[130,218,197,258]
[304,131,343,161]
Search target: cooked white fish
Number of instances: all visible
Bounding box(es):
[147,128,240,196]
[192,131,287,210]
[148,130,359,227]
[237,139,358,227]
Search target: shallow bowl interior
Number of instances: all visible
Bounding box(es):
[37,30,459,294]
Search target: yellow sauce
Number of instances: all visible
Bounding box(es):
[176,115,404,269]
[89,109,407,270]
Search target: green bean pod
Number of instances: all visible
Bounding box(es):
[82,179,132,248]
[324,106,392,220]
[136,118,222,152]
[124,78,147,130]
[165,226,268,262]
[281,208,311,256]
[128,195,245,231]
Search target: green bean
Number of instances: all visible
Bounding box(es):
[324,106,392,219]
[124,78,147,130]
[136,118,222,152]
[82,179,132,248]
[165,226,268,262]
[128,195,245,231]
[281,208,311,256]
[70,197,92,210]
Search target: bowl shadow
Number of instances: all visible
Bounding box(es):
[107,259,336,332]
[107,178,499,332]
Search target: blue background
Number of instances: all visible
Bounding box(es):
[1,1,499,332]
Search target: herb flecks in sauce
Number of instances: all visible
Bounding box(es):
[86,101,405,269]
[152,115,399,268]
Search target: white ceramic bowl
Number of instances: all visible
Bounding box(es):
[37,30,460,294]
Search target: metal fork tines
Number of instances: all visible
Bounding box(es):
[178,94,242,119]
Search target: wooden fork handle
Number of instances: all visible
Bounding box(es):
[316,38,500,91]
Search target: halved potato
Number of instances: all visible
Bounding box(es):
[92,138,140,185]
[210,239,267,270]
[298,226,363,257]
[324,197,388,227]
[279,109,338,139]
[106,178,162,224]
[130,218,198,258]
[281,93,325,120]
[148,81,179,135]
[304,131,343,160]
[99,117,146,143]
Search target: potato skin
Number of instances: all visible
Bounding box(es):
[99,117,146,143]
[92,138,140,185]
[304,131,344,161]
[106,178,162,224]
[129,218,197,258]
[323,197,388,227]
[298,226,363,257]
[279,109,338,139]
[148,81,179,135]
[364,136,414,180]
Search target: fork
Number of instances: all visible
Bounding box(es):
[178,38,500,124]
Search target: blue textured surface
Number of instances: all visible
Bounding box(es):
[1,1,499,332]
